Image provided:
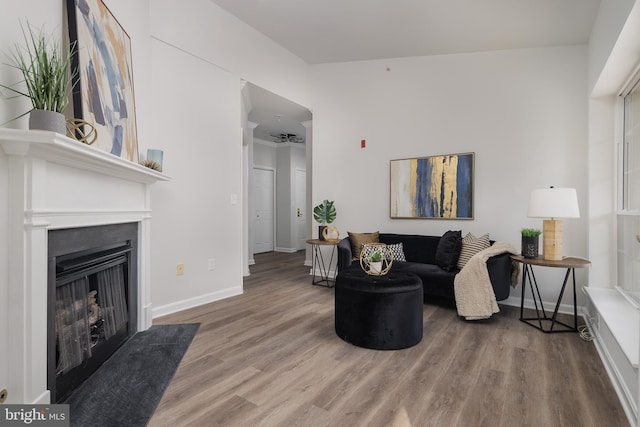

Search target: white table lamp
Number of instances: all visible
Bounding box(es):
[527,187,580,261]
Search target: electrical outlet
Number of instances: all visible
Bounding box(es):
[208,258,216,270]
[176,263,184,276]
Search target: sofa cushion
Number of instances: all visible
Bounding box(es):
[387,243,406,262]
[347,231,379,260]
[391,262,459,299]
[379,234,440,264]
[457,232,491,269]
[434,230,462,271]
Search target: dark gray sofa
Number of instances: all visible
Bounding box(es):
[337,233,513,303]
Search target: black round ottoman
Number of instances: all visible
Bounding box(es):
[335,268,423,350]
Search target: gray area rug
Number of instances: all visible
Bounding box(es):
[64,323,199,427]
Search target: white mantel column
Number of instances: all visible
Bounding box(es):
[302,120,313,267]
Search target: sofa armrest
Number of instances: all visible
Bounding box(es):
[486,252,513,301]
[337,238,353,272]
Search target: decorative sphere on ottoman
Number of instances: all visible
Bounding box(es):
[359,243,394,275]
[335,268,423,350]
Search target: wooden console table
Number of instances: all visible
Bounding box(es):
[511,255,590,333]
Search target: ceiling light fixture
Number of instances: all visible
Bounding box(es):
[270,132,305,144]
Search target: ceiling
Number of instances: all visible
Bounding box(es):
[247,83,312,144]
[231,0,601,144]
[211,0,601,64]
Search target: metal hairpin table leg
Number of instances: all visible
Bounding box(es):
[513,255,589,334]
[307,239,337,287]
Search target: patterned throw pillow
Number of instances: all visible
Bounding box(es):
[456,232,491,269]
[387,243,406,262]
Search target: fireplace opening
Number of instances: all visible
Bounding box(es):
[48,223,138,403]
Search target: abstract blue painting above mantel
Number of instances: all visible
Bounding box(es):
[390,153,474,219]
[67,0,139,163]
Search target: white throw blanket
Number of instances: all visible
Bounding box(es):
[454,241,518,320]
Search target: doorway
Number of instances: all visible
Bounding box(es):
[253,167,275,254]
[242,82,312,274]
[295,168,307,251]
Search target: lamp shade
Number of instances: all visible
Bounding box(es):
[527,187,580,219]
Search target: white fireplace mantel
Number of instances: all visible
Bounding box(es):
[0,128,169,404]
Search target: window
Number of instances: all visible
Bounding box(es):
[622,79,640,211]
[618,77,640,305]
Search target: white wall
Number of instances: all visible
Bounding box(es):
[311,46,589,306]
[276,146,292,250]
[588,0,637,97]
[0,0,312,398]
[254,140,277,168]
[148,39,243,313]
[0,0,64,405]
[148,0,311,314]
[588,0,640,287]
[150,0,311,111]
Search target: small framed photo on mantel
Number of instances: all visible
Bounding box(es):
[390,152,474,219]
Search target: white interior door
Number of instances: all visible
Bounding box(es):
[253,167,275,254]
[295,169,307,250]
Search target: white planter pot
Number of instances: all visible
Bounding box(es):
[29,109,66,134]
[370,261,383,275]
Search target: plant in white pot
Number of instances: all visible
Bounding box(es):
[0,22,77,133]
[369,250,383,274]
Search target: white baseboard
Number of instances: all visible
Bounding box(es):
[248,258,255,266]
[275,247,297,253]
[309,267,337,278]
[152,286,243,318]
[304,259,312,267]
[500,295,582,316]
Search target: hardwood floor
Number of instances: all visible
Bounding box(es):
[149,251,629,427]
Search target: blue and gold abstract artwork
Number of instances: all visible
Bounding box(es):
[68,0,139,162]
[390,153,474,219]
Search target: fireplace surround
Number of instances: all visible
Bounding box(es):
[0,128,168,404]
[48,223,138,402]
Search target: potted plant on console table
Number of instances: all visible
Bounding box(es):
[313,199,336,241]
[521,228,541,259]
[0,22,77,133]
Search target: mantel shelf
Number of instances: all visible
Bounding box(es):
[0,128,170,185]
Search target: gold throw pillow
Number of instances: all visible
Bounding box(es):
[348,231,380,260]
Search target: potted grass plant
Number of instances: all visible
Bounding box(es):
[0,22,77,133]
[313,199,336,241]
[521,228,541,259]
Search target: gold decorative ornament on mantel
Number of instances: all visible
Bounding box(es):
[66,118,97,145]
